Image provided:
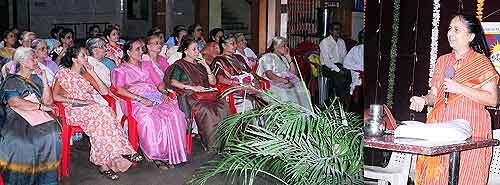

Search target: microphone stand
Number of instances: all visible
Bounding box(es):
[374,0,384,105]
[409,0,420,120]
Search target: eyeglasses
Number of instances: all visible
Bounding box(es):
[37,46,48,51]
[195,29,203,32]
[148,41,161,45]
[65,35,73,39]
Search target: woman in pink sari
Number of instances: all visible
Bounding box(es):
[111,39,188,169]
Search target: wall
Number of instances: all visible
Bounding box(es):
[29,0,122,39]
[124,0,151,39]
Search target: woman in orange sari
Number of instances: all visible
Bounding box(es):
[409,14,499,185]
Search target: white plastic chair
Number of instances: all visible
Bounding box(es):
[488,129,500,185]
[364,152,413,185]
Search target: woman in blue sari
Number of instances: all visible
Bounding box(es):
[0,48,61,185]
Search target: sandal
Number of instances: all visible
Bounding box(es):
[99,169,119,180]
[154,160,174,170]
[122,153,144,163]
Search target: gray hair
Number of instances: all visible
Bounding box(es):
[21,31,36,41]
[86,38,106,56]
[13,47,35,72]
[267,36,287,53]
[31,39,47,50]
[234,33,245,40]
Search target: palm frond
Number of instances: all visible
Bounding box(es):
[188,90,363,185]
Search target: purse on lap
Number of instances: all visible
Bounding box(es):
[11,93,55,126]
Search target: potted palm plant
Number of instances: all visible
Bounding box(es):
[188,86,364,185]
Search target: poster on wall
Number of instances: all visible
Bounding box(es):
[482,22,500,73]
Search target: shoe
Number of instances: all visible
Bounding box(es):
[153,160,174,170]
[98,169,119,180]
[122,153,144,163]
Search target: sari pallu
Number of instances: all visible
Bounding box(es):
[416,50,499,185]
[212,55,266,112]
[0,75,61,185]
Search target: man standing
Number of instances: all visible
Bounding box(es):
[319,22,351,109]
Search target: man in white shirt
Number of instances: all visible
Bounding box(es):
[343,31,364,95]
[320,22,347,72]
[319,23,350,109]
[343,31,364,112]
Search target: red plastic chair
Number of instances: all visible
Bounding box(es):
[111,86,193,156]
[214,83,237,114]
[54,95,117,177]
[186,109,195,156]
[110,86,139,151]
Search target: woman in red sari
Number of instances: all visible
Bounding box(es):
[409,14,499,185]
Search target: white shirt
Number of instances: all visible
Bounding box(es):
[319,35,347,72]
[87,56,112,87]
[343,44,363,71]
[343,44,364,94]
[167,51,183,65]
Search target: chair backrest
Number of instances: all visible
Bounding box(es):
[488,129,500,184]
[386,152,413,170]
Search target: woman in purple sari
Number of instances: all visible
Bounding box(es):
[111,39,187,169]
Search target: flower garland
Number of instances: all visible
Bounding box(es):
[428,0,440,87]
[477,0,485,22]
[385,0,400,108]
[364,0,367,28]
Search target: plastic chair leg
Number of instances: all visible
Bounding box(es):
[61,125,72,177]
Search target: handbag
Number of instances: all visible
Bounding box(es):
[191,91,220,101]
[11,93,55,126]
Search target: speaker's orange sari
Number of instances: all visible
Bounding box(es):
[416,49,499,185]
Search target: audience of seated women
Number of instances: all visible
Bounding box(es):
[53,46,142,180]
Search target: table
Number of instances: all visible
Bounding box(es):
[364,134,499,185]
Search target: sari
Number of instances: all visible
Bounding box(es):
[256,53,311,109]
[164,59,230,150]
[212,54,265,112]
[55,68,135,171]
[416,49,499,185]
[112,62,187,164]
[0,75,61,185]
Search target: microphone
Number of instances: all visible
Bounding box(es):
[444,65,455,106]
